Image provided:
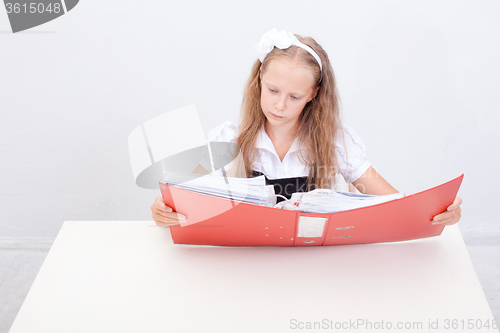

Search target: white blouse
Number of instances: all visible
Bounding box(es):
[207,121,371,185]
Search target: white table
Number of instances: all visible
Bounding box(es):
[9,221,498,333]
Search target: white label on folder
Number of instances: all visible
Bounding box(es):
[297,216,327,238]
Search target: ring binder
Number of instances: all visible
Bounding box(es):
[160,174,464,247]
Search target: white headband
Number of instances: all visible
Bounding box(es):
[255,28,323,75]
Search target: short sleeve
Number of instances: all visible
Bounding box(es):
[335,124,371,183]
[199,122,239,174]
[207,121,238,142]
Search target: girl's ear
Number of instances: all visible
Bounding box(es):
[309,86,320,102]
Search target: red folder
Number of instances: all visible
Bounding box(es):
[160,175,463,247]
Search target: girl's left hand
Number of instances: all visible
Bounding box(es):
[432,196,462,226]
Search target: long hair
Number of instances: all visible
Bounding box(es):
[233,34,343,189]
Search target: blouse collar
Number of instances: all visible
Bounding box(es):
[255,125,302,157]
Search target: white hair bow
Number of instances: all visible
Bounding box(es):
[254,28,322,73]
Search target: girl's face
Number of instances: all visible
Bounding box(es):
[260,59,318,132]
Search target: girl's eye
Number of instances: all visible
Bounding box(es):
[291,95,300,100]
[269,88,277,93]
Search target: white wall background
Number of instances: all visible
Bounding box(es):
[0,0,499,240]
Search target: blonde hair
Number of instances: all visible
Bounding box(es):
[233,34,343,190]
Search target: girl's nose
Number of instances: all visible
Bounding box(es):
[275,95,287,111]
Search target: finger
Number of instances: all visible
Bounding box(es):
[151,200,173,220]
[447,196,462,211]
[152,202,186,226]
[433,215,460,226]
[432,211,461,226]
[172,212,187,223]
[155,214,186,226]
[156,200,173,213]
[153,196,173,212]
[161,212,187,223]
[156,218,180,227]
[153,201,173,213]
[436,204,461,220]
[433,210,456,222]
[155,206,174,218]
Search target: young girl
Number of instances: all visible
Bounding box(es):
[151,28,462,227]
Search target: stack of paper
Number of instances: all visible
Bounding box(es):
[164,172,276,206]
[278,189,405,213]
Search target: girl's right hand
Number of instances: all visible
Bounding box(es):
[151,196,186,227]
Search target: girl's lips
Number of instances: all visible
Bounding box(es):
[270,113,284,119]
